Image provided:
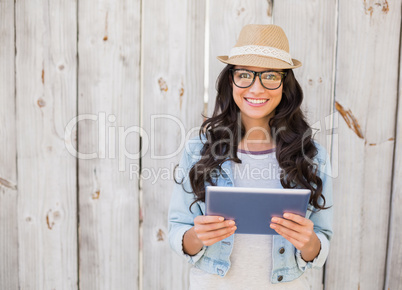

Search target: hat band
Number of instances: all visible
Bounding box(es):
[228,45,294,66]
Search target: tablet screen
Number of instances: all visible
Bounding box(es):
[205,186,311,235]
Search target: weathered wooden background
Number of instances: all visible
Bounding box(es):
[1,0,401,289]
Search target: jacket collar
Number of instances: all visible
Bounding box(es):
[220,158,235,185]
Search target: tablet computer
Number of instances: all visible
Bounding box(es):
[205,186,311,235]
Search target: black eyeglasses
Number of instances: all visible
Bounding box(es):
[230,69,287,90]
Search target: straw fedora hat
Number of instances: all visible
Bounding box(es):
[217,24,302,69]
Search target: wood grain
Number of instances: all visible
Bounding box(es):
[78,0,141,289]
[0,0,18,289]
[385,19,402,290]
[141,1,206,289]
[325,1,401,289]
[15,0,78,288]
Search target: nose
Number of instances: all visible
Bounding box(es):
[249,76,265,94]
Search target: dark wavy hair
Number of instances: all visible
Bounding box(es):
[179,64,328,212]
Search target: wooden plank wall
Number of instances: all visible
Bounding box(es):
[0,0,18,289]
[15,0,78,289]
[1,0,402,289]
[141,1,205,289]
[77,0,141,289]
[325,1,401,290]
[385,25,402,290]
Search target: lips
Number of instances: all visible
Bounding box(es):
[244,98,269,106]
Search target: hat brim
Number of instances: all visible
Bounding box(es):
[217,54,302,70]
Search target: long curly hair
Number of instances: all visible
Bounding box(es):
[182,64,327,212]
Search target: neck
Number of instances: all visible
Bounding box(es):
[239,125,275,151]
[238,113,276,151]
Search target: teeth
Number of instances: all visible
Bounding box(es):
[245,98,268,104]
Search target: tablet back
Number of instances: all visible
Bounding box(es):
[205,186,311,235]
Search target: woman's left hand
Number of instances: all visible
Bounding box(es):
[270,212,321,262]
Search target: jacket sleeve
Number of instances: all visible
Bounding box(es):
[167,142,207,264]
[295,144,334,271]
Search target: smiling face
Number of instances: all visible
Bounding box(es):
[232,66,284,132]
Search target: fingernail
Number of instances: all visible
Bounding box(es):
[232,226,237,231]
[271,217,278,222]
[283,213,290,218]
[229,220,235,226]
[219,217,224,221]
[270,224,276,228]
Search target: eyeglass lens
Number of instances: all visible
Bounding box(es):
[232,69,283,90]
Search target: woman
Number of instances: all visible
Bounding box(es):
[168,24,333,289]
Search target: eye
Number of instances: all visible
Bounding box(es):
[262,73,280,80]
[236,71,253,79]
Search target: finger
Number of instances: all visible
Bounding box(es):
[273,228,304,250]
[271,217,304,233]
[195,215,225,224]
[198,225,237,241]
[202,227,237,246]
[283,213,313,227]
[270,223,309,244]
[194,220,236,234]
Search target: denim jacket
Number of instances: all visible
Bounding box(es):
[168,135,333,284]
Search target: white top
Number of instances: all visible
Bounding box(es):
[189,149,310,290]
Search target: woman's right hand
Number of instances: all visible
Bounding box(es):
[193,215,237,246]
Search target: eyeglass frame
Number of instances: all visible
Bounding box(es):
[230,68,287,90]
